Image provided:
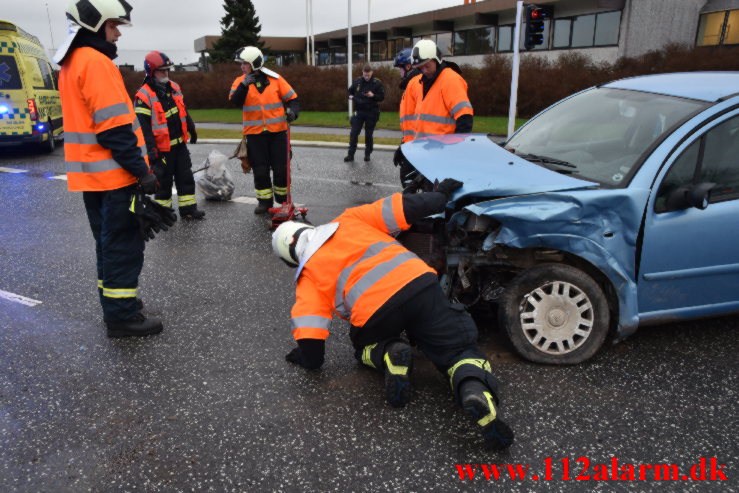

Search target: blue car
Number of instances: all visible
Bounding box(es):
[401,71,739,364]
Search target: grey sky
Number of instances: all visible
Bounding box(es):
[2,0,458,67]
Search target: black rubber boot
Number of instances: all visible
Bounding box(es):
[460,379,515,450]
[364,155,371,162]
[136,298,144,312]
[254,199,272,215]
[343,155,354,162]
[106,313,163,338]
[180,205,205,220]
[384,342,413,408]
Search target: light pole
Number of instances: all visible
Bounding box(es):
[347,0,353,118]
[367,0,371,63]
[507,0,523,139]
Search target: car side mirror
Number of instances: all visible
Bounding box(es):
[665,182,717,211]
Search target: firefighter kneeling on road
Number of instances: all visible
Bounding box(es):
[135,51,204,220]
[272,181,514,450]
[229,46,300,215]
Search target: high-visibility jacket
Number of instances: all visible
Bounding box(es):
[229,73,297,135]
[290,193,436,341]
[58,47,148,191]
[403,67,473,142]
[399,73,422,143]
[134,81,189,152]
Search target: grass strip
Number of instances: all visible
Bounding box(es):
[189,109,526,135]
[197,128,399,146]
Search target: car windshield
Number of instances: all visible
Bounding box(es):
[505,87,708,186]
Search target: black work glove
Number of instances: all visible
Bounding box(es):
[285,108,296,123]
[130,192,175,241]
[138,172,158,194]
[393,145,404,167]
[433,178,464,200]
[241,74,256,87]
[285,339,325,370]
[148,199,178,228]
[151,157,166,182]
[189,129,197,144]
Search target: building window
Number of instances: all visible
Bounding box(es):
[571,14,596,47]
[371,40,387,60]
[331,48,346,65]
[456,27,495,55]
[558,11,621,48]
[317,49,330,66]
[553,19,571,48]
[697,9,739,46]
[352,43,366,62]
[497,25,513,52]
[436,32,453,56]
[594,11,621,45]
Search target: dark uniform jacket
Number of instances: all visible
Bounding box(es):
[348,76,385,113]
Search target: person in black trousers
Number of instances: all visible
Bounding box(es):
[345,64,384,163]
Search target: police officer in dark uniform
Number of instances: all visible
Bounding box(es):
[344,64,384,163]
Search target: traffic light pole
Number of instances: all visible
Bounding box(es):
[507,0,524,140]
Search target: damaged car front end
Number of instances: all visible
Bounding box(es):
[398,74,739,364]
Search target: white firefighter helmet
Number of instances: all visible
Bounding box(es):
[65,0,133,32]
[272,221,315,266]
[235,46,265,71]
[411,39,442,67]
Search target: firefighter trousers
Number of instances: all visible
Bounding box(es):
[350,281,500,404]
[347,110,379,158]
[83,185,145,322]
[246,130,288,204]
[154,144,197,210]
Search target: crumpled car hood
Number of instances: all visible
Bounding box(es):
[401,134,597,200]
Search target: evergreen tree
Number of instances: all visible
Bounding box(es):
[209,0,265,63]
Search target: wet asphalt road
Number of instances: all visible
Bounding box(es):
[0,143,737,492]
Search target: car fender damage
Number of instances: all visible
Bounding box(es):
[454,189,651,340]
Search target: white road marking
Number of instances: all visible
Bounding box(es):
[0,289,42,307]
[50,174,67,180]
[0,167,28,174]
[230,196,258,204]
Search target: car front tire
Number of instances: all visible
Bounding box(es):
[40,121,55,153]
[499,263,610,365]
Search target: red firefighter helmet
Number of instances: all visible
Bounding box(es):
[144,51,174,76]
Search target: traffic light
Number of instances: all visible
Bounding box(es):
[524,4,553,50]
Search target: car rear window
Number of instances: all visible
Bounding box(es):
[0,54,22,90]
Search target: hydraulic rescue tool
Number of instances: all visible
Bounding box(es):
[268,125,308,228]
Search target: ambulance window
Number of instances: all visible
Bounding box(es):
[36,59,54,90]
[0,55,22,90]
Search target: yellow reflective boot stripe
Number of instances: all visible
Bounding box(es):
[178,195,196,206]
[102,287,137,298]
[477,391,497,427]
[97,280,103,289]
[155,198,173,207]
[384,352,409,376]
[255,188,273,199]
[362,343,377,368]
[447,358,491,389]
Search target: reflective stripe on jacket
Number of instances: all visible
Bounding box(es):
[399,74,422,143]
[403,68,473,142]
[290,193,436,341]
[59,47,147,191]
[229,74,297,135]
[135,81,189,152]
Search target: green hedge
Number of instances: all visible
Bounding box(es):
[122,44,739,118]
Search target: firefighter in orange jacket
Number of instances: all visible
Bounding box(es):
[393,47,422,188]
[271,181,514,450]
[229,46,300,214]
[135,51,204,220]
[54,0,162,337]
[394,39,474,187]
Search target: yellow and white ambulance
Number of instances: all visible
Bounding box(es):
[0,20,62,152]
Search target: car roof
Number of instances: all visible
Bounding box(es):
[603,72,739,103]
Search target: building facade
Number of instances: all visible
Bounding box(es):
[195,0,739,68]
